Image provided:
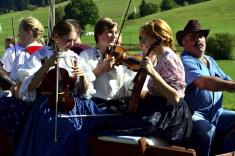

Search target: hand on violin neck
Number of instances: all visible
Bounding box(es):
[72,66,84,77]
[93,56,115,76]
[102,56,115,70]
[140,57,155,76]
[44,54,57,69]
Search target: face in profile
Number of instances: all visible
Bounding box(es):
[98,25,118,48]
[18,26,31,46]
[139,31,157,55]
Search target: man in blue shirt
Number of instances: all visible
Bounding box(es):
[178,19,235,156]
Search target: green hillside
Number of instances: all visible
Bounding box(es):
[93,0,161,23]
[0,0,235,52]
[120,0,235,46]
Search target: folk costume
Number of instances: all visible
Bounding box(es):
[0,42,43,147]
[79,47,136,102]
[14,46,102,156]
[70,43,90,55]
[1,44,24,73]
[78,47,192,156]
[11,41,43,81]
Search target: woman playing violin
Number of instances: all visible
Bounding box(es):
[0,16,44,153]
[79,17,136,105]
[14,20,101,156]
[79,19,192,156]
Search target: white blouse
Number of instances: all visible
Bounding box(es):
[79,48,136,100]
[18,46,96,102]
[10,41,43,81]
[1,44,24,72]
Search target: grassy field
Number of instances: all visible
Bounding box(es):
[0,0,235,108]
[217,60,235,110]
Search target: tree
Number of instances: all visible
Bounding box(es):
[63,0,99,30]
[15,0,30,10]
[139,0,147,17]
[139,0,159,17]
[174,0,185,5]
[206,33,234,60]
[127,11,140,20]
[161,0,177,11]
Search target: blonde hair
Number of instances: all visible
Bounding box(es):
[19,16,44,39]
[140,19,176,52]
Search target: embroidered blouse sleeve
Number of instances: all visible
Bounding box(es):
[77,56,96,97]
[155,52,186,97]
[18,47,52,102]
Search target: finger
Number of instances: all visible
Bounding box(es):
[76,71,84,77]
[105,53,110,59]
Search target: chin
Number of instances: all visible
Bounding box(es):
[108,42,115,47]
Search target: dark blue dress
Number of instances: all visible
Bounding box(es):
[14,95,102,156]
[0,91,31,145]
[79,96,192,156]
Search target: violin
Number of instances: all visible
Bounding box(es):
[128,36,162,112]
[109,46,143,72]
[38,67,76,112]
[0,66,16,90]
[38,43,76,112]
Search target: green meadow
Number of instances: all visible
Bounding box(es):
[0,0,235,109]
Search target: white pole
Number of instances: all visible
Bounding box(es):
[48,0,57,142]
[48,0,55,42]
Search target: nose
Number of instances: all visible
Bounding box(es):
[69,40,74,47]
[71,40,74,46]
[108,32,116,38]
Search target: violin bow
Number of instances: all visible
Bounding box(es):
[54,42,60,142]
[58,114,123,118]
[110,0,132,53]
[11,17,17,57]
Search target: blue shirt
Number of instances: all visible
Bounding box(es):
[181,51,231,122]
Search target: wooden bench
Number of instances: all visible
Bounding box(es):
[144,145,196,156]
[88,136,196,156]
[216,151,235,156]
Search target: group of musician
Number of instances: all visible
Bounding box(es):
[0,16,235,156]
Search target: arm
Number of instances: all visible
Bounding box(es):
[193,76,235,92]
[141,57,180,104]
[93,55,115,77]
[150,70,180,104]
[77,76,89,94]
[28,55,56,91]
[183,55,235,92]
[72,66,89,94]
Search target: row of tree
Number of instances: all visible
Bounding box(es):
[0,0,67,13]
[161,0,210,11]
[128,0,210,20]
